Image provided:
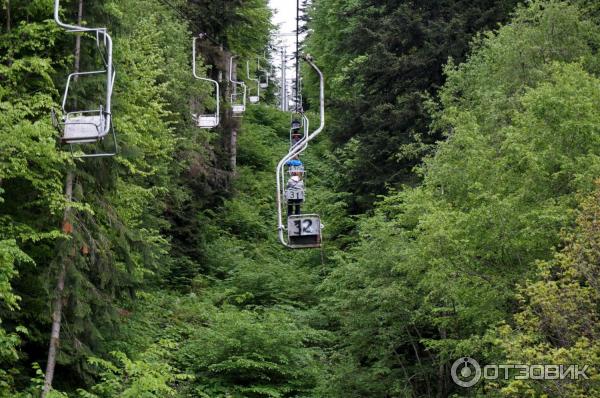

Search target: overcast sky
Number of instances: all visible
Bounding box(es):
[269,0,304,105]
[270,0,298,36]
[269,0,303,53]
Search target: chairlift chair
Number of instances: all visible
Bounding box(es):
[289,113,309,150]
[246,60,261,104]
[287,214,322,248]
[52,0,117,157]
[229,56,247,116]
[192,36,220,129]
[258,57,269,89]
[231,92,246,115]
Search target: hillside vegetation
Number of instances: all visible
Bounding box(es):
[2,0,600,397]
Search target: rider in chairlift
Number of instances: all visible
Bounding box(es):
[291,119,302,146]
[285,172,305,217]
[285,157,304,173]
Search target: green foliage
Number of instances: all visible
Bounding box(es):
[305,0,520,210]
[80,343,192,398]
[491,181,600,397]
[6,0,600,398]
[185,0,273,56]
[94,289,324,398]
[178,306,321,398]
[315,2,600,396]
[224,0,272,57]
[0,240,29,396]
[1,0,220,391]
[0,3,71,393]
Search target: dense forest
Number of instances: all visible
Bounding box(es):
[2,0,600,397]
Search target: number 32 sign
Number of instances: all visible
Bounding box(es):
[287,215,320,236]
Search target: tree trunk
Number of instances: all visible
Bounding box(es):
[5,0,11,69]
[437,327,447,398]
[227,55,238,174]
[230,128,237,172]
[5,0,10,33]
[73,0,83,79]
[42,172,74,398]
[42,2,83,394]
[218,44,223,83]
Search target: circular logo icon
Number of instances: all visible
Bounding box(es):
[451,357,482,387]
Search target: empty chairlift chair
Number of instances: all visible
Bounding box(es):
[246,60,260,104]
[51,0,116,157]
[192,37,220,129]
[259,74,269,89]
[258,57,269,89]
[229,55,246,116]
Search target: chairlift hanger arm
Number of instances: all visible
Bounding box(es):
[300,55,325,142]
[246,60,260,84]
[54,0,96,32]
[229,55,245,85]
[192,38,220,93]
[192,36,220,126]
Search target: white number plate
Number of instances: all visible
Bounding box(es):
[288,216,320,236]
[285,191,305,200]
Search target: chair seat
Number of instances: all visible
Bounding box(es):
[249,96,259,104]
[196,115,219,128]
[232,105,245,113]
[260,83,268,89]
[63,115,104,143]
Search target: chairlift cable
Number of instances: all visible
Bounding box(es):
[296,0,300,112]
